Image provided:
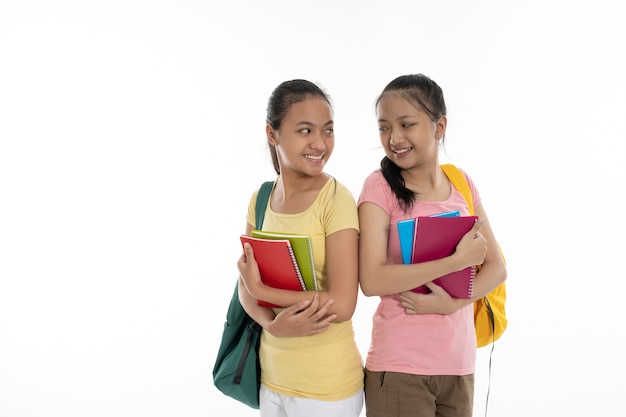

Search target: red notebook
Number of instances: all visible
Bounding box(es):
[240,235,306,308]
[411,215,478,299]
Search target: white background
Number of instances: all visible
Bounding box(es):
[1,1,625,416]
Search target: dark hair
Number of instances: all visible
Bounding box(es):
[376,74,447,212]
[266,79,332,174]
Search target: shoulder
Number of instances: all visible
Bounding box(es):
[454,166,482,207]
[249,179,275,206]
[359,169,391,199]
[247,179,277,220]
[455,166,478,190]
[456,166,474,185]
[362,169,386,187]
[319,176,357,205]
[317,176,359,233]
[359,169,390,197]
[358,169,399,213]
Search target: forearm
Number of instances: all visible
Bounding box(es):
[467,261,507,302]
[360,255,466,297]
[249,285,355,322]
[322,287,357,321]
[237,277,276,329]
[467,205,507,301]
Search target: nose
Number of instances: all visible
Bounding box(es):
[310,131,326,150]
[389,129,400,146]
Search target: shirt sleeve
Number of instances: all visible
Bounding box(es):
[357,170,397,215]
[459,167,482,210]
[322,179,359,236]
[245,189,259,228]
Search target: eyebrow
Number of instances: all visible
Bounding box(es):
[296,120,334,127]
[378,114,414,123]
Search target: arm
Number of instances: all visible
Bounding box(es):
[358,201,486,297]
[320,227,359,321]
[239,226,359,322]
[464,203,507,299]
[399,203,507,315]
[239,276,336,337]
[237,222,338,336]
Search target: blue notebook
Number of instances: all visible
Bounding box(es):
[397,210,460,264]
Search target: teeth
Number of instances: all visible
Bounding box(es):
[393,148,412,154]
[305,154,324,160]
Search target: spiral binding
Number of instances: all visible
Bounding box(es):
[286,243,307,291]
[468,265,477,298]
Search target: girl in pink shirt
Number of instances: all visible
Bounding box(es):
[357,74,507,417]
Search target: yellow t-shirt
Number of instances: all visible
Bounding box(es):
[246,177,363,401]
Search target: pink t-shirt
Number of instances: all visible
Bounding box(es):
[358,169,482,376]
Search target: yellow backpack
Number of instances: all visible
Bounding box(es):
[441,164,508,348]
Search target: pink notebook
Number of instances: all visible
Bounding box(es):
[411,216,478,299]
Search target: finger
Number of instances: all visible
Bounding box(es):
[424,282,441,292]
[311,298,334,320]
[308,294,321,311]
[311,313,337,331]
[399,291,419,302]
[243,242,255,257]
[471,218,483,236]
[294,294,320,318]
[398,291,411,300]
[237,251,248,267]
[306,323,333,335]
[425,282,452,299]
[282,298,312,315]
[240,243,258,268]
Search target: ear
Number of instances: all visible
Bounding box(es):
[435,115,447,140]
[266,125,278,146]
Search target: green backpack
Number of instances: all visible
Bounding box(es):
[212,181,274,408]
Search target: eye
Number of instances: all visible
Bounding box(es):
[325,128,334,135]
[298,128,311,134]
[402,123,415,128]
[379,126,389,132]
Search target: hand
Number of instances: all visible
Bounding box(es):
[455,219,487,269]
[400,282,463,315]
[237,242,264,298]
[267,294,337,337]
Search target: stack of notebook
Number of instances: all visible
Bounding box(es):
[240,230,317,308]
[397,212,477,299]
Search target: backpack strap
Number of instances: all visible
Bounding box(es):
[255,181,274,229]
[442,164,506,264]
[441,164,474,215]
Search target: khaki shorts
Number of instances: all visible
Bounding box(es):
[364,369,474,417]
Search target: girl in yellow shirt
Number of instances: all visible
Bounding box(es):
[237,79,364,417]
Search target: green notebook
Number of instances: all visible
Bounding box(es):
[251,230,318,291]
